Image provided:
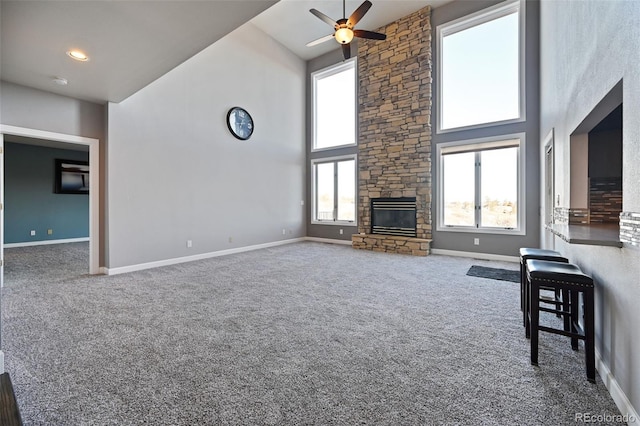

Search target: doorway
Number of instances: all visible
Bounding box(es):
[0,125,100,276]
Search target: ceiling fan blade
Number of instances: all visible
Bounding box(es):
[306,34,335,47]
[342,43,351,60]
[347,0,372,27]
[353,29,386,41]
[310,8,337,27]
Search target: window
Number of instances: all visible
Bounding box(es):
[312,59,356,150]
[437,0,523,132]
[438,134,525,234]
[312,156,356,224]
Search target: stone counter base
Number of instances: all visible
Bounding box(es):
[352,234,432,256]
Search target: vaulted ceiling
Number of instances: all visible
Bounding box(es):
[0,0,451,104]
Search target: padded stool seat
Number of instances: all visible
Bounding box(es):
[519,248,568,326]
[525,259,595,383]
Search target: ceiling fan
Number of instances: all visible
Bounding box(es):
[306,0,387,60]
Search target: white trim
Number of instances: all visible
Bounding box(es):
[105,238,305,275]
[440,137,520,155]
[436,0,525,134]
[0,125,96,145]
[311,154,358,226]
[436,133,526,235]
[4,237,90,248]
[311,58,358,152]
[0,351,4,374]
[311,221,356,227]
[595,348,640,424]
[305,237,353,246]
[430,248,519,263]
[0,125,100,274]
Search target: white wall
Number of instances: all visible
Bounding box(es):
[540,0,640,418]
[107,23,306,269]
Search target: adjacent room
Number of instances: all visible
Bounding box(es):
[1,0,638,424]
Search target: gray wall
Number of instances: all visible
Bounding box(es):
[106,23,306,268]
[306,48,359,242]
[0,81,106,264]
[430,0,540,256]
[540,0,640,417]
[0,82,104,139]
[4,142,89,244]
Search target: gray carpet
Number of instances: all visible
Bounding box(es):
[2,242,622,425]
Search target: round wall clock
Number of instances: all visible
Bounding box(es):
[226,107,254,140]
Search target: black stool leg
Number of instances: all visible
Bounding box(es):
[555,289,562,318]
[584,288,596,383]
[530,280,539,366]
[525,272,531,339]
[562,289,571,333]
[520,260,526,326]
[570,290,579,350]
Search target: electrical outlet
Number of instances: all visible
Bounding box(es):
[282,229,286,235]
[187,240,192,248]
[48,229,53,235]
[228,237,233,243]
[474,238,480,245]
[30,230,36,236]
[339,229,344,235]
[300,200,304,206]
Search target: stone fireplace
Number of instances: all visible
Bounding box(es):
[351,6,432,256]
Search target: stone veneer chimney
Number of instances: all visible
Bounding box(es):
[351,6,433,256]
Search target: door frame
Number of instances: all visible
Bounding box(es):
[543,128,555,249]
[0,125,100,275]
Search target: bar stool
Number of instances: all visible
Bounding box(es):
[525,259,595,383]
[519,248,568,326]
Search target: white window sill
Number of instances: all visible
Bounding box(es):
[437,225,525,236]
[311,221,357,226]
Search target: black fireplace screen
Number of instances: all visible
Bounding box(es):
[371,197,417,237]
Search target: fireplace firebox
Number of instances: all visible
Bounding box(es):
[371,197,417,237]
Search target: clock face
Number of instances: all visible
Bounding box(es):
[227,107,254,140]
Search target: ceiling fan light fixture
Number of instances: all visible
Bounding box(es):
[335,27,354,44]
[66,50,89,62]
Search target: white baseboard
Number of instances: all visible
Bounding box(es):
[4,237,89,248]
[104,238,306,275]
[595,348,639,424]
[304,237,353,246]
[430,248,519,263]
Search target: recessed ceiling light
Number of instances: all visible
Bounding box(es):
[52,77,68,86]
[66,50,89,62]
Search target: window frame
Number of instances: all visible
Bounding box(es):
[436,0,525,134]
[311,58,358,152]
[436,133,526,235]
[311,154,357,226]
